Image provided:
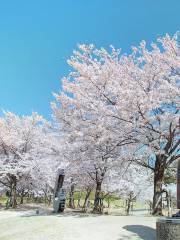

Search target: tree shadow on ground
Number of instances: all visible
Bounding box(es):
[118,225,155,240]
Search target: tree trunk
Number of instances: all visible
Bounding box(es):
[82,188,92,212]
[166,190,171,217]
[5,189,12,208]
[126,192,133,215]
[93,181,102,213]
[152,154,165,215]
[126,200,131,215]
[11,177,17,208]
[47,195,52,205]
[19,189,26,204]
[107,196,111,208]
[20,195,24,204]
[6,177,17,208]
[77,192,82,208]
[69,184,75,209]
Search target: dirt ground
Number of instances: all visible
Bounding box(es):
[0,209,156,240]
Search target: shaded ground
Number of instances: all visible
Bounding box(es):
[0,209,156,240]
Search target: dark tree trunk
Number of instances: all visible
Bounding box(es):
[152,154,165,215]
[47,195,52,205]
[82,188,92,212]
[93,181,102,213]
[6,188,12,208]
[147,201,153,214]
[20,195,24,204]
[11,177,17,208]
[19,189,27,204]
[77,192,82,208]
[69,184,75,209]
[126,199,131,215]
[6,176,17,208]
[107,196,110,208]
[126,192,133,215]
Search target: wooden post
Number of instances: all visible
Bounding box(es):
[177,159,180,209]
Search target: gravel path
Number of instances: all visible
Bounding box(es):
[0,210,156,240]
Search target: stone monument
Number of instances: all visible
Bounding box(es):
[53,168,66,213]
[156,159,180,239]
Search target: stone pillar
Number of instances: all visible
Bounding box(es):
[156,218,180,240]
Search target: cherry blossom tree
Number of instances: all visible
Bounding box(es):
[0,112,58,208]
[57,131,127,212]
[124,34,180,214]
[52,33,179,215]
[103,163,153,214]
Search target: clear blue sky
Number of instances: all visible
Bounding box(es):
[0,0,179,119]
